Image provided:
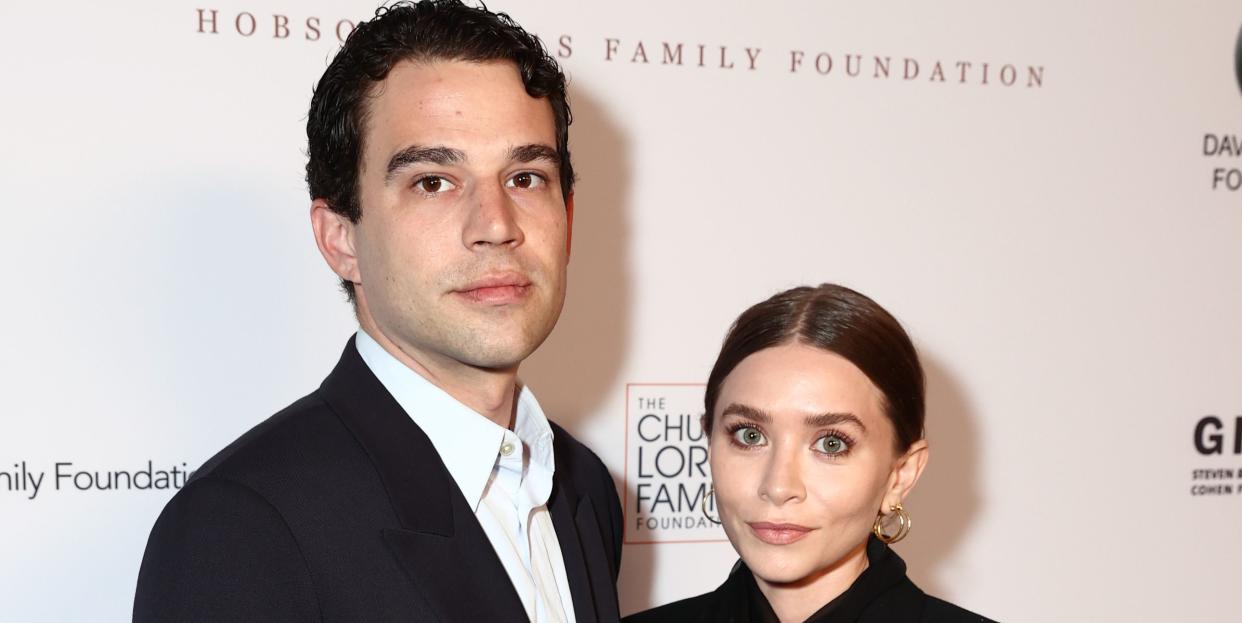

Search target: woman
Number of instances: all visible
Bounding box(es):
[626,284,993,623]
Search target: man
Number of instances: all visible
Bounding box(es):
[133,2,623,621]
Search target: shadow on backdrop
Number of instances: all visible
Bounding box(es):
[517,84,657,611]
[616,479,667,617]
[898,352,982,599]
[523,87,631,434]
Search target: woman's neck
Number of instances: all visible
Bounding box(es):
[754,539,870,623]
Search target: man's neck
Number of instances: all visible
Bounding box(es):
[359,323,519,429]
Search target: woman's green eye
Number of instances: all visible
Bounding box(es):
[731,427,765,446]
[816,435,850,455]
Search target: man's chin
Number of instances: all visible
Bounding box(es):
[456,319,558,367]
[454,339,541,372]
[461,355,526,372]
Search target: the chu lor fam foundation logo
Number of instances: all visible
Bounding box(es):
[624,384,725,544]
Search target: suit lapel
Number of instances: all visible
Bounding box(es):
[381,524,524,622]
[317,338,527,622]
[548,474,595,623]
[548,470,620,623]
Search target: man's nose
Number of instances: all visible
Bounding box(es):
[463,181,523,249]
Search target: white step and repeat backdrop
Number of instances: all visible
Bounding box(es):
[2,1,1240,621]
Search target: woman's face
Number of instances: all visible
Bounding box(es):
[709,342,925,586]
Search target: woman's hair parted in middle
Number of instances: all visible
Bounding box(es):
[703,283,926,453]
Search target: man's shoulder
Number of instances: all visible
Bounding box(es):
[191,390,356,487]
[549,421,613,486]
[548,420,595,457]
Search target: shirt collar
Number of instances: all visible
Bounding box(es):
[512,389,557,508]
[354,329,555,511]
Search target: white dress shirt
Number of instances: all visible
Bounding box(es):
[355,330,576,623]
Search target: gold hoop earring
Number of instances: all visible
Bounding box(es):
[701,483,721,525]
[872,504,911,544]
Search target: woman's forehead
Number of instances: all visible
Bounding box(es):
[719,344,885,419]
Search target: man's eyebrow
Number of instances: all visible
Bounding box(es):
[384,145,465,182]
[507,143,560,165]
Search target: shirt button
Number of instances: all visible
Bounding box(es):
[500,442,515,457]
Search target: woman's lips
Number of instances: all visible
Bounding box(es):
[747,522,814,545]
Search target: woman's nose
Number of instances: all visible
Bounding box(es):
[757,447,806,506]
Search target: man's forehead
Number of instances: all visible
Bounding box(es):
[361,58,556,157]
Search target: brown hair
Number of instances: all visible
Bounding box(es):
[703,284,925,453]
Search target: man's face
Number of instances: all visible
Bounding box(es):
[350,59,570,373]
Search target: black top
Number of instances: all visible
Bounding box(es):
[134,338,624,623]
[624,537,995,623]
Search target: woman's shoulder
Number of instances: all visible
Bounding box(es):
[624,559,752,623]
[858,577,997,623]
[921,595,999,623]
[622,591,719,623]
[848,541,996,623]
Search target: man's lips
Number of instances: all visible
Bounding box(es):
[747,522,815,545]
[454,274,532,304]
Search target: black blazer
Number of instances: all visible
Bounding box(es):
[624,537,993,623]
[134,338,623,623]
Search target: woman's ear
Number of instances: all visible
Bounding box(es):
[882,439,929,510]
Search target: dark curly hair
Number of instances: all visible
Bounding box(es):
[703,284,926,454]
[305,0,574,301]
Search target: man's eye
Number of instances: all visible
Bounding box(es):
[414,176,454,194]
[731,426,765,447]
[507,172,545,189]
[814,434,850,456]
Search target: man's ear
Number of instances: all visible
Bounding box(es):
[882,439,929,511]
[565,191,575,257]
[310,199,361,288]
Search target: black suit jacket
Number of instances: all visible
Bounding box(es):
[624,537,993,623]
[134,338,623,623]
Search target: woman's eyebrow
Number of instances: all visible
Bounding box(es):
[720,405,866,433]
[805,412,867,432]
[720,403,770,423]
